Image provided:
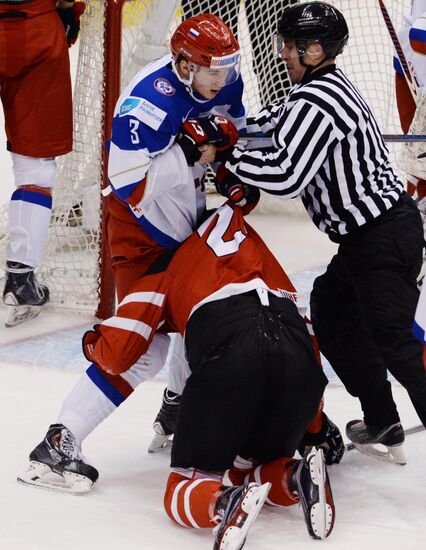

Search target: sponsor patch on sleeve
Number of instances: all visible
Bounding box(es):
[119,97,142,117]
[133,98,167,131]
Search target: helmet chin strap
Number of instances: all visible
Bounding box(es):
[171,59,211,104]
[300,51,330,78]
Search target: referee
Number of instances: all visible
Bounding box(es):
[215,2,426,459]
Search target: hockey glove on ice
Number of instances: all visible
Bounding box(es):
[215,164,260,209]
[298,413,345,465]
[57,1,86,47]
[177,115,239,166]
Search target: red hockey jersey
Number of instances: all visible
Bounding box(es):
[84,202,300,375]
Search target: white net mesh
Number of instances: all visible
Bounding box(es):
[400,89,426,179]
[0,0,413,313]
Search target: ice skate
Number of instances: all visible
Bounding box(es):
[148,388,180,453]
[18,424,98,495]
[290,447,335,540]
[346,420,406,465]
[3,262,50,327]
[213,482,271,550]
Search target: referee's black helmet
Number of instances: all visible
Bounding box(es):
[277,2,349,58]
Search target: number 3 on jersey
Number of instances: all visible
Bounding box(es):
[197,204,247,257]
[129,119,140,144]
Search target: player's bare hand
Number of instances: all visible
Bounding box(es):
[198,144,217,164]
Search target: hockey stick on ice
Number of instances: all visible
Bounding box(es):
[377,0,419,102]
[345,423,425,452]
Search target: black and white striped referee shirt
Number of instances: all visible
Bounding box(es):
[226,65,403,240]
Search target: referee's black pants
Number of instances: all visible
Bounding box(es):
[311,193,426,428]
[171,291,327,473]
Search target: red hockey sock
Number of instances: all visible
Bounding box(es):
[228,457,299,507]
[164,472,222,528]
[247,458,299,507]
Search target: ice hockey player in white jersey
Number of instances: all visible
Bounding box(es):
[107,13,245,257]
[105,13,245,452]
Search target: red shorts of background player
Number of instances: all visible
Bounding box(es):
[395,73,426,200]
[0,4,72,158]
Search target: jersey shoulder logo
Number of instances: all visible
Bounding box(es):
[154,78,176,96]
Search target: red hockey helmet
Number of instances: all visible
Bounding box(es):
[171,14,240,75]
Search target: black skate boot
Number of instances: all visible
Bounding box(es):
[298,413,345,465]
[17,424,99,494]
[290,447,335,539]
[346,420,406,465]
[148,388,181,453]
[3,261,50,327]
[213,482,270,550]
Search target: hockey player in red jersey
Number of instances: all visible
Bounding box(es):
[0,0,84,327]
[83,196,336,543]
[20,191,338,543]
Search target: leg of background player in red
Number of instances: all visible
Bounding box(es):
[395,73,426,199]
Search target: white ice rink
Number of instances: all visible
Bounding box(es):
[0,38,425,550]
[0,358,425,550]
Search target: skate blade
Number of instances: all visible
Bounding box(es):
[307,448,334,540]
[5,304,42,327]
[148,432,173,454]
[217,483,271,550]
[352,442,407,465]
[17,461,94,495]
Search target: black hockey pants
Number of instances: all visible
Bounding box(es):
[171,291,327,472]
[311,193,426,428]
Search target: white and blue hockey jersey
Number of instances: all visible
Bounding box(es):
[395,0,426,89]
[107,54,246,248]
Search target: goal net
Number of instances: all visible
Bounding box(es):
[0,0,412,318]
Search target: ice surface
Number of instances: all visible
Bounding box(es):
[0,366,424,550]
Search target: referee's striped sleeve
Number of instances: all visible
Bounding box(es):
[227,100,338,198]
[245,103,283,135]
